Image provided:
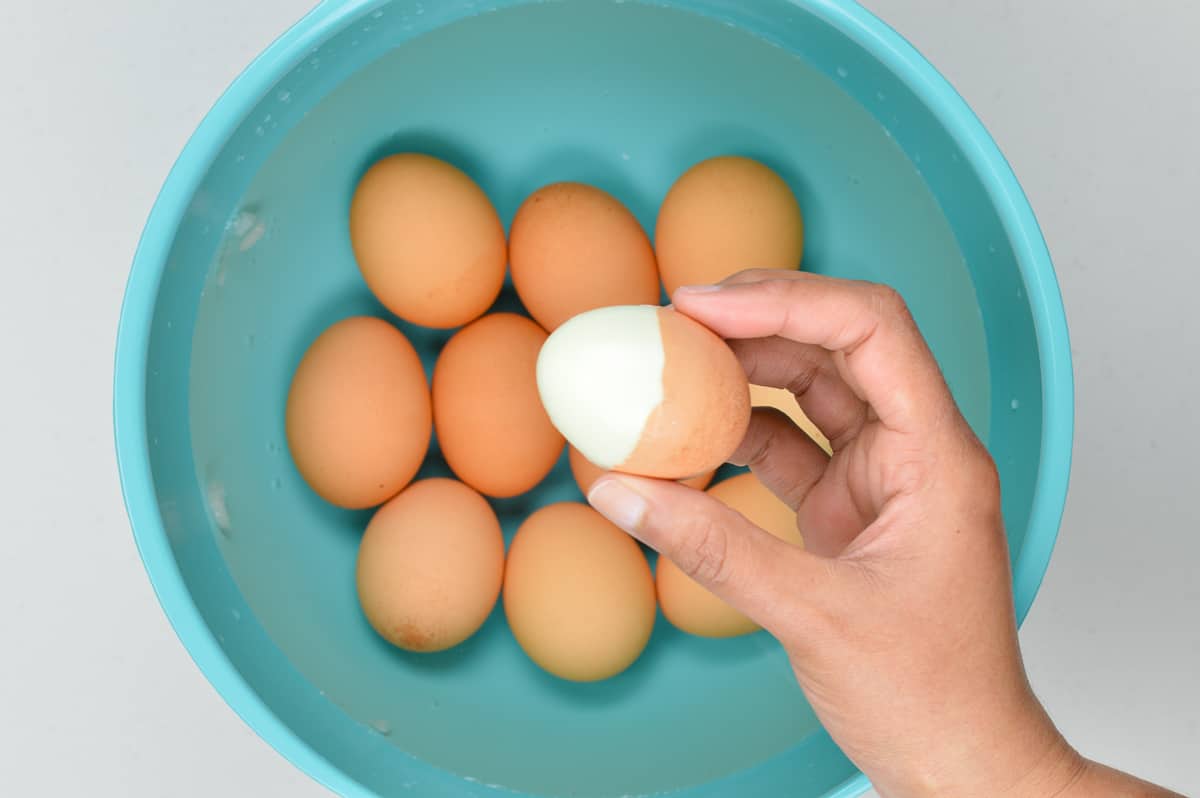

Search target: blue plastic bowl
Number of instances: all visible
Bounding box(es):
[114,1,1073,796]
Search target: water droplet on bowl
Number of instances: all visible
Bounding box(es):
[370,720,392,736]
[1010,399,1020,411]
[876,90,886,101]
[254,126,265,137]
[372,9,384,18]
[232,608,242,621]
[836,65,849,78]
[277,90,291,103]
[207,481,231,535]
[240,221,267,251]
[271,477,282,490]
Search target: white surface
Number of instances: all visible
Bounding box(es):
[537,305,665,469]
[0,1,1196,796]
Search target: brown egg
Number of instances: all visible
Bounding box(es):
[655,155,804,295]
[749,384,832,454]
[357,479,505,653]
[504,502,656,681]
[509,182,661,331]
[433,313,564,498]
[350,154,506,328]
[567,445,714,495]
[537,305,750,480]
[286,317,431,509]
[657,472,804,638]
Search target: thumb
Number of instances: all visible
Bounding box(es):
[588,473,833,635]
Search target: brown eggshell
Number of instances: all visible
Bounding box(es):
[350,154,506,328]
[357,479,505,652]
[285,317,431,509]
[433,313,564,498]
[618,308,750,479]
[749,384,832,454]
[504,502,656,681]
[655,155,803,295]
[509,182,661,332]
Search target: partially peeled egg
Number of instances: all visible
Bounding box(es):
[536,305,750,480]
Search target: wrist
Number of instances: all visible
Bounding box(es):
[895,692,1082,798]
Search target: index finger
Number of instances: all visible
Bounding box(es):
[673,271,955,435]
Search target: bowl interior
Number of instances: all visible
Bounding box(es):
[139,1,1047,795]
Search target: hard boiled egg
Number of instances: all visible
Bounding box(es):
[509,182,661,331]
[504,502,655,681]
[567,445,713,495]
[286,317,431,509]
[537,305,750,480]
[433,313,564,498]
[655,155,803,295]
[350,153,506,328]
[357,478,505,652]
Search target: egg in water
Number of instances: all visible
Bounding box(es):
[357,478,505,652]
[509,182,661,332]
[434,313,565,498]
[350,153,506,328]
[285,317,431,509]
[655,155,804,294]
[504,502,656,681]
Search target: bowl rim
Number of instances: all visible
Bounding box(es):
[112,1,1073,796]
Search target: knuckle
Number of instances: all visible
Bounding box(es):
[677,515,733,587]
[967,446,1003,510]
[870,283,908,319]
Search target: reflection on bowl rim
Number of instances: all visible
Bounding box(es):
[112,1,1073,796]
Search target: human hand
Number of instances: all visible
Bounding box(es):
[587,271,1175,797]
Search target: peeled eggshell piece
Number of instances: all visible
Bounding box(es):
[749,384,832,454]
[537,305,750,480]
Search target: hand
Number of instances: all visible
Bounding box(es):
[588,271,1177,797]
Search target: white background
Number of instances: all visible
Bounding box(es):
[1,0,1196,795]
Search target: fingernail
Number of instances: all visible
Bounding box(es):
[675,284,723,295]
[588,477,649,535]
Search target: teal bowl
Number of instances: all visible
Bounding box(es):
[114,1,1073,796]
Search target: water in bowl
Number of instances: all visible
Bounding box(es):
[186,2,988,795]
